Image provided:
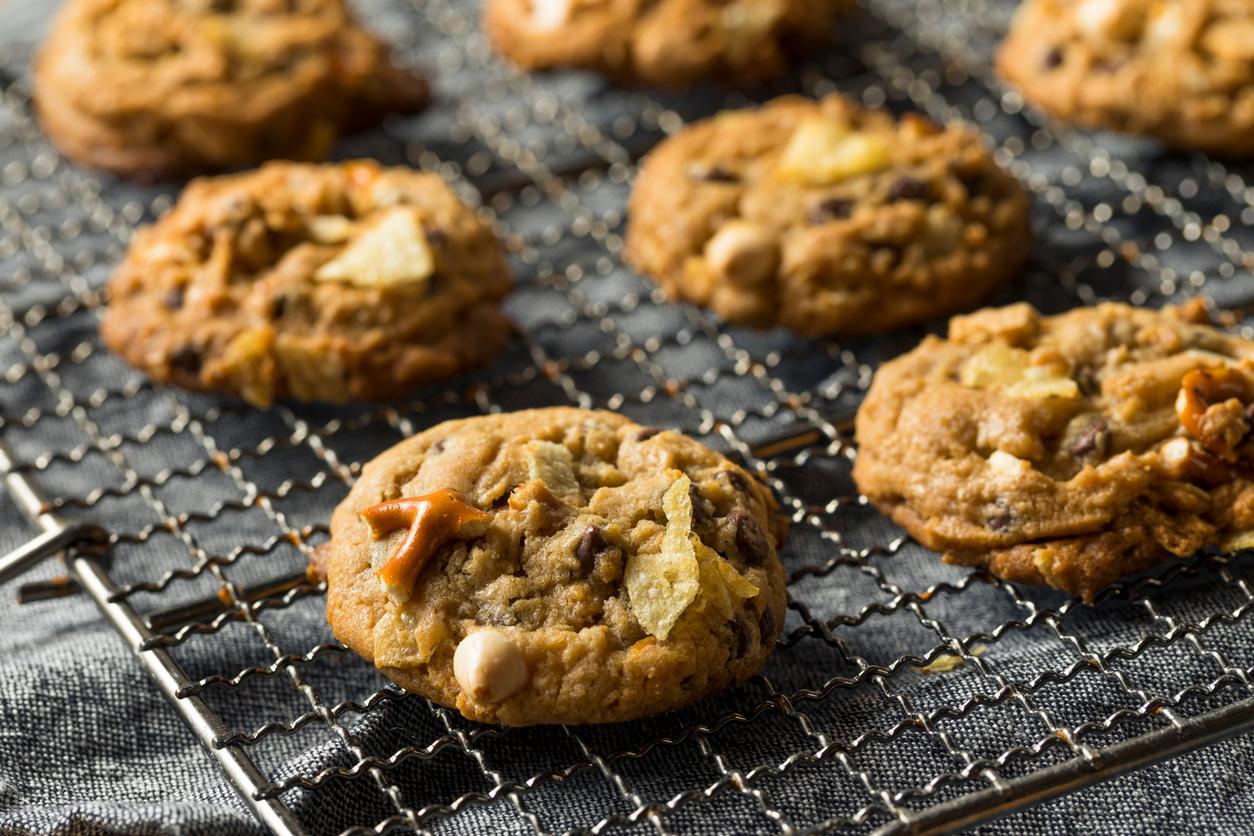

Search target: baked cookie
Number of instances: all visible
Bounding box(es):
[323,407,787,726]
[34,0,428,180]
[853,301,1254,601]
[101,161,511,407]
[997,0,1254,156]
[483,0,848,87]
[625,95,1033,337]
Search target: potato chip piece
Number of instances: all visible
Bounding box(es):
[314,207,434,288]
[721,0,786,61]
[1223,530,1254,552]
[777,118,892,185]
[526,440,580,497]
[372,609,446,668]
[960,344,1030,388]
[694,539,759,618]
[960,344,1080,400]
[624,475,700,639]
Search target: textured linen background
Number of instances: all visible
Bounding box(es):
[4,1,1254,834]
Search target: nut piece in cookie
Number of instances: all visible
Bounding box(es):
[853,302,1254,601]
[626,94,1033,337]
[996,0,1254,156]
[101,161,512,407]
[323,407,788,726]
[33,0,428,180]
[483,0,850,88]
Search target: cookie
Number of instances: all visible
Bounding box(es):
[323,407,787,726]
[853,301,1254,601]
[483,0,848,87]
[997,0,1254,156]
[101,161,512,407]
[34,0,428,181]
[625,95,1034,337]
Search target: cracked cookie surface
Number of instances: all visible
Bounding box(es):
[853,302,1254,601]
[625,95,1033,337]
[997,0,1254,156]
[324,407,787,726]
[484,0,848,87]
[34,0,428,180]
[102,161,511,407]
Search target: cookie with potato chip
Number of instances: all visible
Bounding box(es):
[484,0,849,88]
[997,0,1254,156]
[323,407,787,726]
[626,94,1033,337]
[34,0,428,180]
[854,301,1254,601]
[101,161,511,407]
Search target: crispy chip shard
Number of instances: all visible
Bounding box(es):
[624,475,700,640]
[526,440,580,497]
[371,609,447,668]
[1223,531,1254,552]
[721,0,786,61]
[777,117,892,185]
[694,539,759,619]
[314,207,434,288]
[960,345,1080,400]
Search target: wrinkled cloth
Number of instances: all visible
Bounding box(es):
[4,1,1254,834]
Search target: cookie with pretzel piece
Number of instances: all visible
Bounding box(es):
[853,301,1254,601]
[323,407,788,726]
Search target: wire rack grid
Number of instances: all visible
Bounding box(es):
[4,0,1254,834]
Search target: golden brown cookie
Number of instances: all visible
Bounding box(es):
[625,95,1033,337]
[853,301,1254,601]
[324,407,788,726]
[101,161,511,407]
[34,0,428,180]
[483,0,849,87]
[997,0,1254,156]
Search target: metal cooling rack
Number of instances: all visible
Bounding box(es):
[5,0,1254,833]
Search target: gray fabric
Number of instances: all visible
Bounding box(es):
[4,0,1254,834]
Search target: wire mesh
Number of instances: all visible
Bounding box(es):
[4,0,1254,833]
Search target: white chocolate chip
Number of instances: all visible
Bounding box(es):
[988,450,1028,475]
[1159,436,1192,475]
[307,215,356,244]
[453,630,529,703]
[529,0,572,31]
[704,221,779,286]
[314,207,434,289]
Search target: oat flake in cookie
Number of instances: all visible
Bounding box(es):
[323,408,787,726]
[997,0,1254,156]
[625,95,1033,337]
[101,161,511,407]
[853,301,1254,601]
[34,0,428,181]
[483,0,849,88]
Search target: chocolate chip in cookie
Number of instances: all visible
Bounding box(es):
[323,407,788,726]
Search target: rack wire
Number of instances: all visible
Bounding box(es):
[4,0,1254,833]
